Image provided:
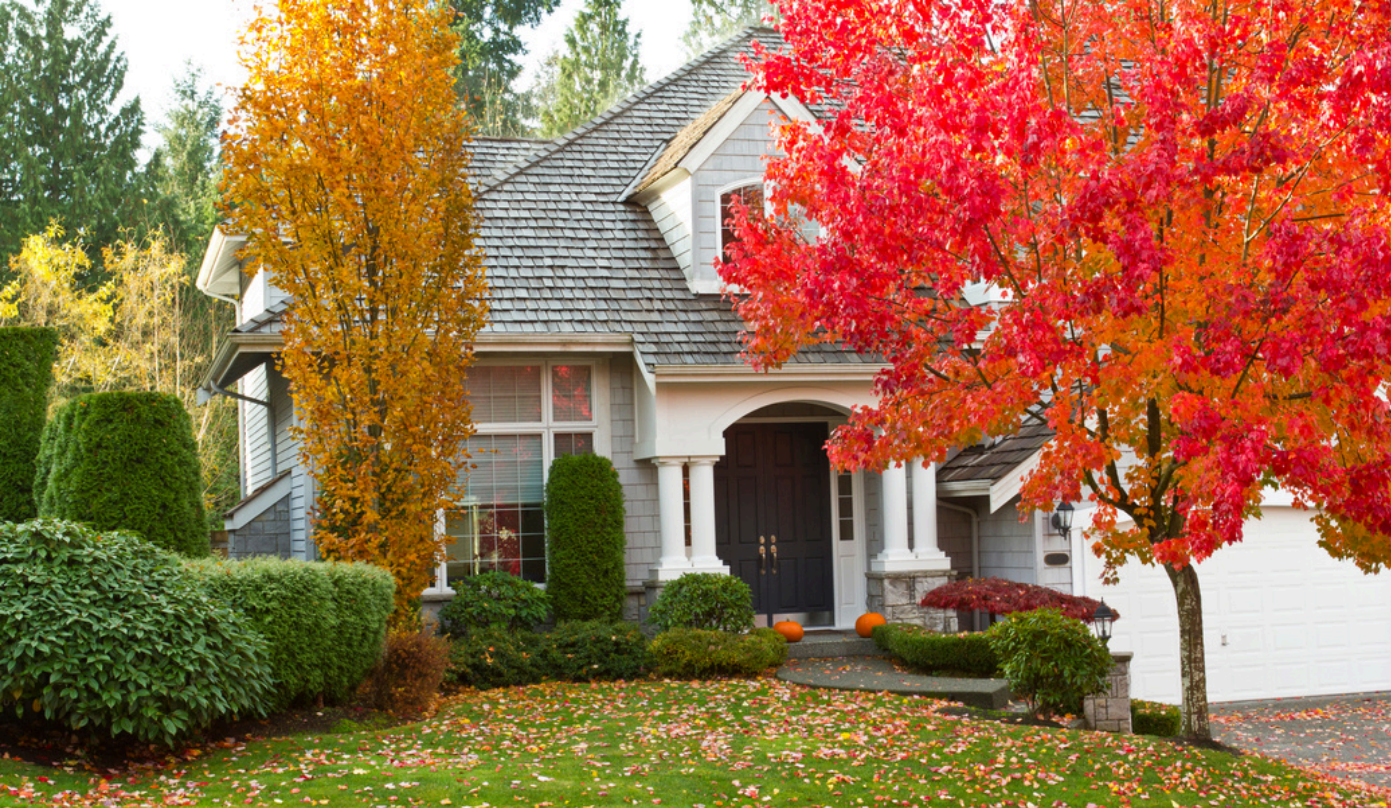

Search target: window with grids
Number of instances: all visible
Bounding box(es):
[437,363,595,588]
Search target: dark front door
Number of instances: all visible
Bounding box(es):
[714,422,834,617]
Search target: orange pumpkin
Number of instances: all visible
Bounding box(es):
[855,612,886,638]
[773,620,804,643]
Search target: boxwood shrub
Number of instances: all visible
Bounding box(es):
[545,453,626,622]
[871,622,1000,676]
[0,520,272,744]
[1132,699,1181,737]
[647,573,755,633]
[544,620,650,682]
[437,570,549,637]
[986,608,1113,718]
[0,327,58,522]
[186,557,394,708]
[447,626,547,690]
[35,391,208,557]
[649,628,787,679]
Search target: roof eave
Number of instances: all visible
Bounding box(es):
[196,226,245,300]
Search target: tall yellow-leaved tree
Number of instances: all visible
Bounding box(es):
[221,0,488,614]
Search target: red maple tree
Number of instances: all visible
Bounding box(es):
[723,0,1391,739]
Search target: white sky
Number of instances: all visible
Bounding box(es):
[102,0,694,141]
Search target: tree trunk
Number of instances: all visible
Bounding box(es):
[1163,562,1211,740]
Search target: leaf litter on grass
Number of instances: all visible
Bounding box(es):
[1,679,1387,808]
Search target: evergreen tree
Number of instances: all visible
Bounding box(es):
[145,64,222,262]
[682,0,775,58]
[533,0,645,138]
[451,0,560,137]
[0,0,145,280]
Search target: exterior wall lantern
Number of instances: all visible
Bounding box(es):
[1092,598,1117,644]
[1050,501,1074,540]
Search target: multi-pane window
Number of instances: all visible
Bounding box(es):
[720,182,764,262]
[435,362,596,589]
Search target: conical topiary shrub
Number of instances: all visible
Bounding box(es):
[0,327,59,522]
[35,391,209,556]
[544,453,626,622]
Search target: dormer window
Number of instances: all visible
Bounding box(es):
[720,180,764,262]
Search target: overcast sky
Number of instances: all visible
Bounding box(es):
[102,0,695,139]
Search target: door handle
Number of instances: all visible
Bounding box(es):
[770,535,778,575]
[758,535,766,574]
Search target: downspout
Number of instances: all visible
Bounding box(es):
[938,500,981,631]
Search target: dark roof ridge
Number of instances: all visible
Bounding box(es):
[478,24,777,195]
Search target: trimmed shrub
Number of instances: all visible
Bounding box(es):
[361,629,451,714]
[0,520,272,744]
[648,573,755,633]
[649,628,787,679]
[35,391,208,557]
[447,627,547,690]
[871,623,1000,676]
[985,608,1113,719]
[545,453,626,622]
[1132,699,1181,737]
[921,576,1114,623]
[186,557,395,708]
[545,620,650,682]
[437,570,550,637]
[0,327,58,522]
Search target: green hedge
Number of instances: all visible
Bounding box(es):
[448,626,546,691]
[186,557,394,708]
[871,623,1000,676]
[0,327,58,522]
[35,391,208,556]
[1132,699,1181,736]
[543,620,650,682]
[647,573,755,633]
[649,628,787,679]
[545,453,626,622]
[0,520,272,743]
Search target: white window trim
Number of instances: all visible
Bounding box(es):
[425,359,610,595]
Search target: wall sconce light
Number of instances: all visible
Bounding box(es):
[1050,501,1074,540]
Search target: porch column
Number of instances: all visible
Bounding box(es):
[872,462,916,571]
[651,458,692,581]
[687,456,729,574]
[911,459,951,569]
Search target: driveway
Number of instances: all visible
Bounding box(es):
[1211,692,1391,791]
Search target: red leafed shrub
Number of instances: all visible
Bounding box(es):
[360,629,450,714]
[921,577,1115,623]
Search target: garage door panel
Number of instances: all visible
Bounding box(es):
[1081,506,1391,703]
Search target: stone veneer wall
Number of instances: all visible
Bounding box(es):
[865,570,958,632]
[1084,652,1134,733]
[228,493,293,560]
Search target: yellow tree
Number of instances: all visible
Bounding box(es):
[221,0,488,614]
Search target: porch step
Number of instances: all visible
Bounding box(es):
[784,631,887,660]
[777,656,1013,710]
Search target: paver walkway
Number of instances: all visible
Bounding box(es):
[1213,692,1391,791]
[777,655,1012,709]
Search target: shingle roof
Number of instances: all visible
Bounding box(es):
[938,422,1053,484]
[234,300,289,334]
[629,89,744,197]
[474,27,874,369]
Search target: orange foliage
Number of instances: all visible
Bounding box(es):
[221,0,487,615]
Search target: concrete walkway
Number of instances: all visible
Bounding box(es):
[776,653,1013,710]
[1212,692,1391,791]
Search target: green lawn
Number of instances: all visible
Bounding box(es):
[0,679,1384,807]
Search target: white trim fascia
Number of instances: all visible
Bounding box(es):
[989,449,1044,513]
[629,167,691,206]
[937,480,992,497]
[653,363,888,383]
[677,90,773,174]
[474,333,634,352]
[197,226,245,301]
[225,472,293,532]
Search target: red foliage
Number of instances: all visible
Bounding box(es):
[921,577,1115,624]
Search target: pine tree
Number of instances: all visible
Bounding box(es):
[145,64,222,262]
[682,0,775,58]
[0,0,145,280]
[533,0,645,138]
[451,0,560,137]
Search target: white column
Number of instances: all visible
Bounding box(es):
[910,459,951,570]
[872,462,916,571]
[686,456,729,574]
[651,458,692,581]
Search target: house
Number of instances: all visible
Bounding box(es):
[197,27,1391,705]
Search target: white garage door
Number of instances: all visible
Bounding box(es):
[1075,506,1391,704]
